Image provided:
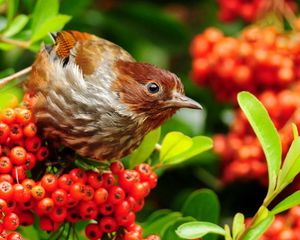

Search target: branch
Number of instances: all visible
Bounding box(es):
[0,35,31,48]
[0,66,32,88]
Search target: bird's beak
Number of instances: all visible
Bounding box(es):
[165,93,203,110]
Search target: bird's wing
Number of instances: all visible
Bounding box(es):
[49,30,134,75]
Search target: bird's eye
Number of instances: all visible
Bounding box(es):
[146,82,160,94]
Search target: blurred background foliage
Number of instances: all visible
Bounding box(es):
[0,0,275,236]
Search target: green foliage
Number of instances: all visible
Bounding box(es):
[271,190,300,215]
[129,127,161,168]
[3,14,28,37]
[237,92,281,197]
[176,92,300,239]
[176,222,225,239]
[276,129,300,190]
[232,213,245,240]
[160,132,213,165]
[142,189,220,239]
[242,210,274,240]
[0,0,71,51]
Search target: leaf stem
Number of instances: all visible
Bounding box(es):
[0,66,32,88]
[0,35,31,48]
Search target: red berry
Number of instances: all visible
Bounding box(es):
[10,146,27,165]
[13,184,31,203]
[0,181,13,200]
[85,223,103,240]
[124,231,142,240]
[51,189,68,206]
[50,206,67,223]
[148,172,158,189]
[41,174,58,192]
[39,216,59,231]
[18,210,35,226]
[58,174,73,191]
[94,188,108,205]
[21,178,36,190]
[0,123,9,143]
[102,173,115,189]
[25,136,41,152]
[108,186,126,204]
[3,212,19,230]
[99,216,118,233]
[7,232,24,240]
[110,161,125,175]
[23,122,37,138]
[12,166,27,181]
[37,197,54,214]
[23,152,36,170]
[31,185,45,200]
[15,108,32,125]
[135,163,152,182]
[0,199,8,213]
[116,211,135,227]
[115,200,131,217]
[79,200,98,220]
[9,124,23,141]
[129,182,150,200]
[69,168,87,183]
[70,182,86,201]
[99,202,114,216]
[66,207,81,223]
[83,185,94,201]
[0,174,13,184]
[118,170,138,191]
[36,146,49,161]
[0,157,13,173]
[87,171,103,189]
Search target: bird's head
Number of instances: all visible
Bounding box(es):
[113,61,202,131]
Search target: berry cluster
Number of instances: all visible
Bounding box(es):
[190,26,300,103]
[0,104,48,239]
[217,0,297,23]
[6,162,157,240]
[0,98,160,239]
[249,206,300,239]
[214,85,300,184]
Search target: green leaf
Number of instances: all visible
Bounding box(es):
[182,189,220,223]
[31,15,71,42]
[7,0,19,25]
[237,92,281,194]
[243,213,274,240]
[224,224,232,240]
[31,0,59,35]
[232,213,245,240]
[251,206,270,228]
[129,127,160,168]
[182,189,220,240]
[160,132,193,162]
[292,123,298,140]
[277,136,300,189]
[163,216,196,240]
[163,136,213,165]
[0,42,15,50]
[176,221,225,239]
[271,190,300,215]
[141,209,172,227]
[3,14,29,37]
[143,212,182,237]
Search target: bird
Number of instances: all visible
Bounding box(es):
[25,30,202,161]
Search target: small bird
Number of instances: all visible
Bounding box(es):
[26,30,202,161]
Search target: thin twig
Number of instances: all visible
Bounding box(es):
[0,66,32,88]
[0,35,31,48]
